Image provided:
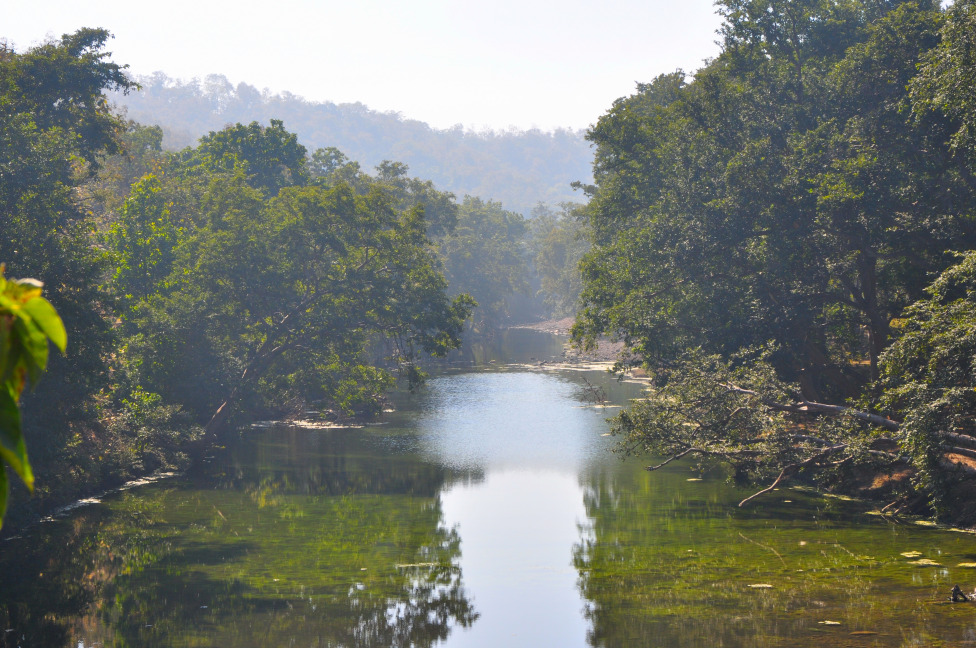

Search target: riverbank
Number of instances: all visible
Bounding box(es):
[507,320,976,529]
[508,317,632,365]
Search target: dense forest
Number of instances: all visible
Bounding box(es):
[573,0,976,521]
[0,29,588,528]
[112,74,592,217]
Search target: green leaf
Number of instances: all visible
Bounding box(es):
[21,296,67,353]
[0,467,7,531]
[12,317,48,385]
[0,383,33,491]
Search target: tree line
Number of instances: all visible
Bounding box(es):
[573,0,976,521]
[0,29,587,529]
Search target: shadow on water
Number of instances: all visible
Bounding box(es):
[574,459,976,647]
[440,327,569,368]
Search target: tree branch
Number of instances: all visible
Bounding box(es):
[645,448,694,471]
[720,383,900,430]
[738,443,847,507]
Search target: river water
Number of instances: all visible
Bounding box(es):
[3,330,976,647]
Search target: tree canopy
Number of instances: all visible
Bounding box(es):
[0,31,482,528]
[574,0,976,519]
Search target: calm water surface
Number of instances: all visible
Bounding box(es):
[3,330,976,647]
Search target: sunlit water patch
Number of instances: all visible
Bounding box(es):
[411,371,623,472]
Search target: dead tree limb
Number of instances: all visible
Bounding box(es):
[721,383,900,430]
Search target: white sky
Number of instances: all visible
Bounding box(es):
[3,0,723,132]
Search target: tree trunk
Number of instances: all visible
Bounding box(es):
[858,251,889,382]
[203,342,291,441]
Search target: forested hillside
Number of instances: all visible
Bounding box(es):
[575,0,976,522]
[111,73,592,216]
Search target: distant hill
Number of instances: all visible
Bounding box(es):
[111,73,593,216]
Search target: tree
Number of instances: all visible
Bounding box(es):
[573,0,976,516]
[180,119,308,196]
[527,203,590,318]
[912,0,976,158]
[874,251,976,515]
[0,28,138,499]
[115,125,475,437]
[436,197,527,332]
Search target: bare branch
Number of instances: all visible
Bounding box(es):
[738,443,847,507]
[646,448,694,471]
[738,467,792,507]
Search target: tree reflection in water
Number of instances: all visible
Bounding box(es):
[573,463,976,648]
[0,426,478,647]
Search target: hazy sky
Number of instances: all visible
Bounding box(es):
[3,0,723,132]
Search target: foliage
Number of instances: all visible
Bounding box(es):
[527,202,590,318]
[0,29,157,520]
[575,0,976,516]
[0,30,482,528]
[875,251,976,514]
[0,269,66,527]
[912,0,976,157]
[0,29,135,406]
[184,118,308,195]
[110,122,475,436]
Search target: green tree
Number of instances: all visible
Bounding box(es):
[0,28,138,502]
[181,119,308,196]
[573,0,976,515]
[118,135,474,437]
[912,0,976,157]
[874,251,976,515]
[527,203,589,318]
[108,173,185,311]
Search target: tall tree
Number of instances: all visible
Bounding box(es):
[436,196,527,332]
[115,124,474,436]
[573,0,976,514]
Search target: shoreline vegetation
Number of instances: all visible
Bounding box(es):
[0,26,584,533]
[570,0,976,527]
[6,0,976,535]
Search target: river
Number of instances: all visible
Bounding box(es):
[2,330,976,647]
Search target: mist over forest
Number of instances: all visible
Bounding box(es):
[111,73,593,216]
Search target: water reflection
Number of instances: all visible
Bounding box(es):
[0,427,478,648]
[8,355,976,647]
[574,461,976,647]
[412,371,633,472]
[441,470,590,646]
